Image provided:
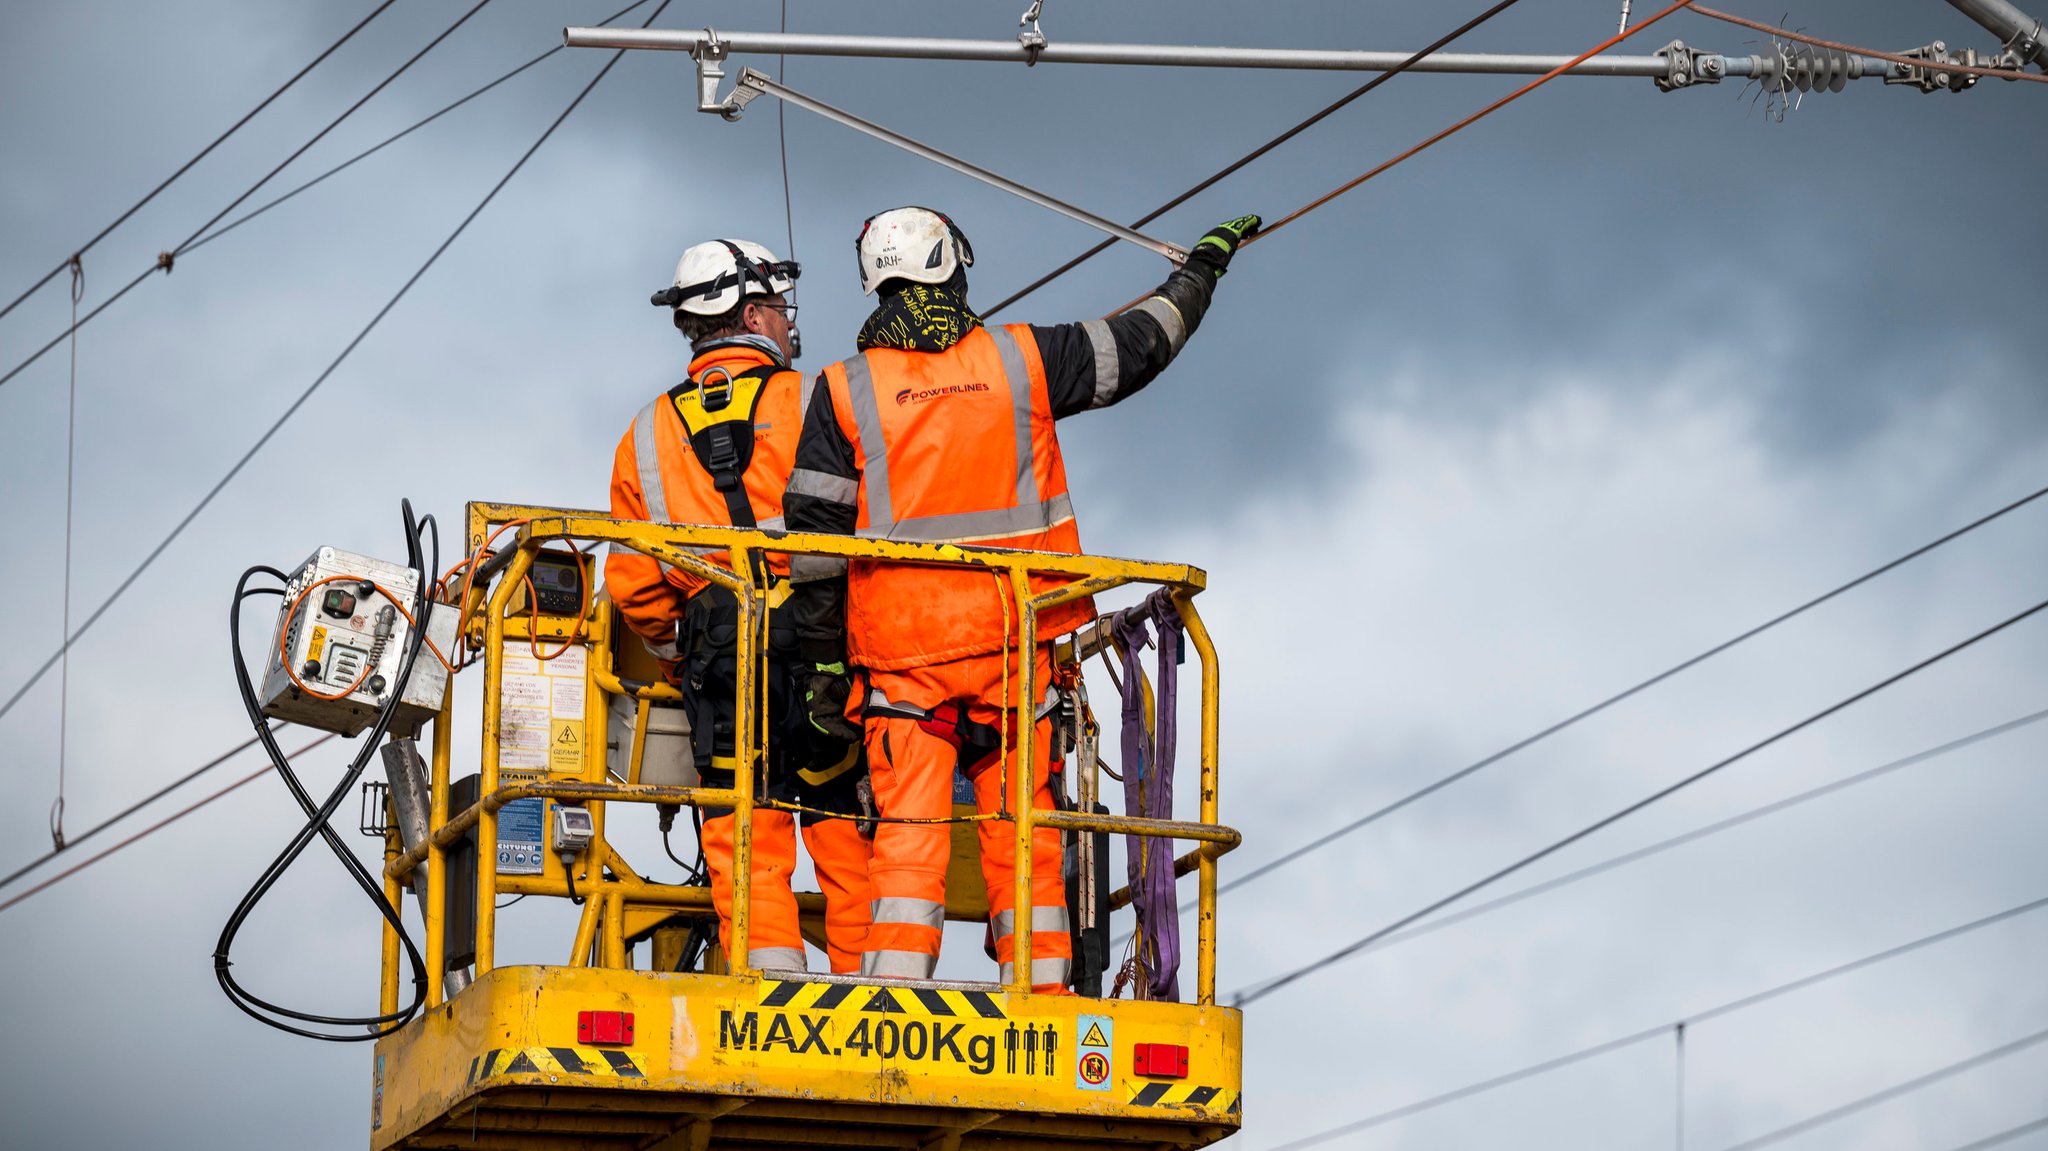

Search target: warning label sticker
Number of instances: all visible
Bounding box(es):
[498,642,586,772]
[708,981,1068,1081]
[1075,1013,1113,1091]
[496,767,545,876]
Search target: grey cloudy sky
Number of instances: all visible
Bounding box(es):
[2,1,2045,1148]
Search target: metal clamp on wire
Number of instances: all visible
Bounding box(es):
[1884,41,1991,93]
[724,67,773,120]
[1018,1,1047,66]
[690,28,740,117]
[1653,40,1725,91]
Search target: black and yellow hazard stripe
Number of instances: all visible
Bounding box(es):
[1126,1081,1239,1114]
[468,1045,647,1084]
[756,979,1009,1020]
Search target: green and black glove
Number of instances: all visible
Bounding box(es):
[1186,214,1261,280]
[800,661,863,743]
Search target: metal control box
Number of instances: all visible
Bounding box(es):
[258,547,457,737]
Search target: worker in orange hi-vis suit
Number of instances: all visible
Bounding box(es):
[606,238,872,974]
[783,207,1258,991]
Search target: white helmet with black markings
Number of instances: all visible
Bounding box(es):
[651,238,799,316]
[855,206,974,296]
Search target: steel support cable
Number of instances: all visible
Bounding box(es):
[0,725,283,893]
[1119,703,2048,953]
[1945,1115,2048,1151]
[1694,5,2048,84]
[1245,0,1697,249]
[1217,480,2048,901]
[0,1,399,325]
[983,0,1530,319]
[1234,591,2048,1007]
[1295,704,2048,957]
[0,6,667,737]
[180,0,658,260]
[1259,893,2048,1151]
[0,734,335,916]
[1720,1028,2048,1151]
[0,0,498,394]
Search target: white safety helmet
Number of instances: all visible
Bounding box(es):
[855,206,974,296]
[650,238,799,316]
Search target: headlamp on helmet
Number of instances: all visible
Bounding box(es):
[652,238,799,315]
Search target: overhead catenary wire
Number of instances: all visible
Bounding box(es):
[1216,479,2048,901]
[181,0,658,260]
[984,0,1532,318]
[0,3,667,736]
[1720,1027,2048,1151]
[1234,590,2048,1006]
[1944,1115,2048,1151]
[0,0,499,393]
[0,725,288,893]
[52,257,83,850]
[0,733,335,916]
[0,1,399,325]
[1260,892,2048,1151]
[1313,703,2048,957]
[1119,702,2048,954]
[1694,4,2048,85]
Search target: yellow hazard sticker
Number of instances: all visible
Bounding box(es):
[468,1045,646,1083]
[709,980,1070,1082]
[308,626,328,664]
[548,718,583,773]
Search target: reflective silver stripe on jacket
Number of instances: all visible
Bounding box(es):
[841,329,1064,546]
[841,354,894,529]
[999,955,1072,987]
[788,467,858,506]
[987,324,1039,508]
[991,905,1071,941]
[1133,295,1187,354]
[862,948,938,979]
[633,401,671,522]
[745,946,808,971]
[790,554,848,582]
[873,494,1075,545]
[1081,318,1120,409]
[871,896,946,931]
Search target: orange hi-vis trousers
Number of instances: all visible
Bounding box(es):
[702,808,874,974]
[861,646,1072,994]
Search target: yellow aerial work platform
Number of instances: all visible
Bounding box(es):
[370,503,1241,1150]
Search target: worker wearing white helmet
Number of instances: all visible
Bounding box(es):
[785,206,1259,992]
[606,238,874,974]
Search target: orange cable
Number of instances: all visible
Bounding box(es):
[1252,0,1701,244]
[277,575,456,702]
[1694,4,2048,85]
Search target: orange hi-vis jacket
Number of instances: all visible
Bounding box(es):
[809,324,1093,670]
[606,341,805,671]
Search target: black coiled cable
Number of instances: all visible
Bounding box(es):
[215,499,438,1040]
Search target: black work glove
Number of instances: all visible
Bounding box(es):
[1186,214,1261,280]
[800,661,863,743]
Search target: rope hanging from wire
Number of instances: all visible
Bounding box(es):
[0,0,501,393]
[985,0,1533,318]
[1233,588,2048,1006]
[1213,479,2048,900]
[0,0,400,325]
[0,725,287,893]
[51,256,84,851]
[0,733,335,916]
[1693,4,2048,85]
[0,2,668,736]
[1259,892,2048,1150]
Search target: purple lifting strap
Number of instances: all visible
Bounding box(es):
[1114,590,1182,1002]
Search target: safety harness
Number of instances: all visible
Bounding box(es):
[665,361,783,530]
[864,685,1064,779]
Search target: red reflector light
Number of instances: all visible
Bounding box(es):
[1133,1043,1189,1078]
[577,1010,635,1045]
